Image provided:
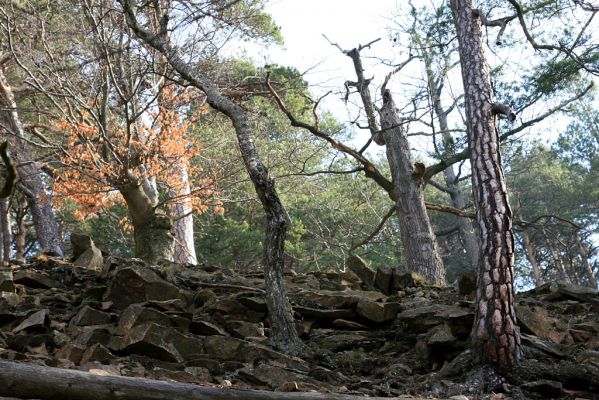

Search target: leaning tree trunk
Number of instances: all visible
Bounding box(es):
[121,0,302,356]
[451,0,522,371]
[380,90,446,285]
[119,171,174,264]
[0,67,64,257]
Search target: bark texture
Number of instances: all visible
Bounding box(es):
[168,163,197,264]
[450,0,522,371]
[119,171,174,264]
[121,0,302,356]
[0,198,10,263]
[0,359,398,400]
[380,90,446,285]
[0,67,63,257]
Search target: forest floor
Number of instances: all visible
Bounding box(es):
[0,255,597,399]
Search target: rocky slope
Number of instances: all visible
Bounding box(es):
[0,254,597,399]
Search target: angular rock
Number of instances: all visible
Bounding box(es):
[12,309,49,333]
[70,305,114,326]
[71,233,104,270]
[6,333,54,352]
[111,322,204,363]
[374,266,394,295]
[356,299,399,323]
[397,304,473,336]
[227,321,265,338]
[55,343,86,364]
[203,336,244,360]
[293,306,357,320]
[521,379,563,398]
[0,270,15,293]
[294,289,384,310]
[345,255,374,286]
[74,326,112,347]
[394,271,427,290]
[189,318,227,336]
[205,299,264,323]
[117,304,172,335]
[331,319,368,330]
[80,343,114,365]
[517,304,567,344]
[103,267,185,310]
[13,271,57,289]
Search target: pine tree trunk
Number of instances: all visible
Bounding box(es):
[168,164,197,264]
[380,90,446,285]
[0,68,64,257]
[121,1,302,356]
[450,0,521,370]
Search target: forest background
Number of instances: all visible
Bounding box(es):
[0,0,597,296]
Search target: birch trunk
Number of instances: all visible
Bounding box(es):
[121,1,302,356]
[450,0,521,370]
[380,91,446,285]
[168,164,197,264]
[0,67,63,257]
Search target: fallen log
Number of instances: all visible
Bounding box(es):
[0,360,417,400]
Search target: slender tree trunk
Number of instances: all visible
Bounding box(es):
[167,155,197,265]
[576,235,598,288]
[121,1,302,356]
[0,198,10,264]
[0,67,63,257]
[521,229,544,286]
[544,233,570,283]
[380,90,446,285]
[451,0,521,371]
[119,171,174,265]
[432,92,479,270]
[15,196,26,262]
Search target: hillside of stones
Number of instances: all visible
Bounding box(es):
[0,247,597,399]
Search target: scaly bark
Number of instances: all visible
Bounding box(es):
[450,0,522,370]
[380,90,446,285]
[120,0,302,356]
